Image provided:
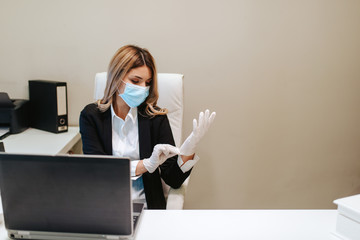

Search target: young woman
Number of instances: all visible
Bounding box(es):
[79,45,215,209]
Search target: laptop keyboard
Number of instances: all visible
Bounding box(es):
[133,215,139,228]
[132,202,143,229]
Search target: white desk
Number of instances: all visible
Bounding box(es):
[134,210,338,240]
[2,127,81,154]
[0,210,338,240]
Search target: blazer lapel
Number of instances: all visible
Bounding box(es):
[103,108,112,155]
[138,112,152,159]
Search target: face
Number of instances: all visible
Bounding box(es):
[118,65,152,94]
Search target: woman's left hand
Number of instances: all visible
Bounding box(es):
[180,109,216,156]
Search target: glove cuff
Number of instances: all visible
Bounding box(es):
[142,158,156,173]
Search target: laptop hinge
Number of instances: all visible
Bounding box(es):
[18,231,30,236]
[106,236,120,240]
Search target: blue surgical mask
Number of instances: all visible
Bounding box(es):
[118,81,150,108]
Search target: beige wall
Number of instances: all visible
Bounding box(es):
[1,0,360,209]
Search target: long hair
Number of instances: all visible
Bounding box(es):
[97,45,167,116]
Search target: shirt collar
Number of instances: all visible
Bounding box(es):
[111,104,137,124]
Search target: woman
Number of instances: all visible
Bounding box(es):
[80,45,215,209]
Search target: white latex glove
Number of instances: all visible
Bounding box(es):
[180,109,216,156]
[143,144,180,173]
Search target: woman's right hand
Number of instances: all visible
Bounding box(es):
[142,144,180,173]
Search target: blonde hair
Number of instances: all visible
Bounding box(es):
[97,45,167,116]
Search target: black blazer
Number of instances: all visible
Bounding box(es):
[79,103,191,209]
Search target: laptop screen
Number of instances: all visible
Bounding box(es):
[0,153,132,236]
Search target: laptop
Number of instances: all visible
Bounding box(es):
[0,153,144,240]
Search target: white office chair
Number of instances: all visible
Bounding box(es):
[94,72,190,209]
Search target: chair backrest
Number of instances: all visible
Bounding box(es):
[94,72,184,147]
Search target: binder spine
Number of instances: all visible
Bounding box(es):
[56,85,68,132]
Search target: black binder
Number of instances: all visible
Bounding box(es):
[29,80,68,133]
